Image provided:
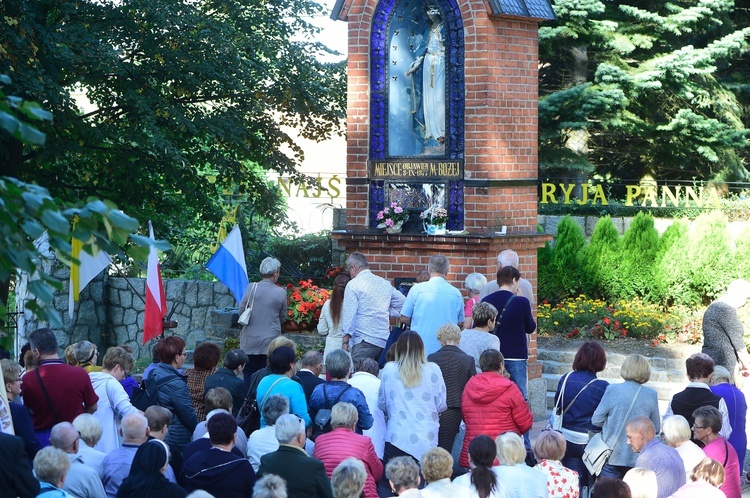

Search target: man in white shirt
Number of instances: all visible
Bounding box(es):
[341,252,405,364]
[247,394,290,472]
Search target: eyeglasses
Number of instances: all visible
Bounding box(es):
[347,265,357,272]
[692,424,706,430]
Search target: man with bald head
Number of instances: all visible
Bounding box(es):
[99,412,149,498]
[626,415,685,498]
[49,422,106,498]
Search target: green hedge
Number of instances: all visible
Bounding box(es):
[539,212,749,307]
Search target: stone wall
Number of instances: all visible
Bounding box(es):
[17,261,236,361]
[538,214,750,239]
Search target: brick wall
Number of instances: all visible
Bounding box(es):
[335,0,548,378]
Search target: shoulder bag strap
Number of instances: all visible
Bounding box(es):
[723,438,729,467]
[555,373,571,412]
[561,377,598,416]
[332,385,352,405]
[718,324,741,362]
[492,295,517,335]
[35,366,62,424]
[259,376,286,412]
[608,384,642,449]
[243,283,258,314]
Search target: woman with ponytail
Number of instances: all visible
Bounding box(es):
[318,274,351,365]
[453,435,511,498]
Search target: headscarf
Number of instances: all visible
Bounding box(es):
[116,440,170,498]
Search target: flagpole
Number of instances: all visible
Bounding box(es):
[110,261,178,331]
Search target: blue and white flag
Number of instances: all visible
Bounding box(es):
[206,225,249,303]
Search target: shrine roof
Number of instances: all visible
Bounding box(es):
[330,0,556,22]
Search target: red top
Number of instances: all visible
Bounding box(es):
[460,371,533,468]
[21,359,99,430]
[313,427,384,498]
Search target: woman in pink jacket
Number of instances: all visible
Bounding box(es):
[460,349,533,468]
[314,402,383,498]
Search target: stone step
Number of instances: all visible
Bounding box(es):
[539,359,686,383]
[542,373,684,407]
[537,348,686,371]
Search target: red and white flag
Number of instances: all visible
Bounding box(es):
[143,221,167,344]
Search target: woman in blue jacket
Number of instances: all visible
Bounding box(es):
[151,336,198,453]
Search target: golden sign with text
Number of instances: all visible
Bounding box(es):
[369,160,463,179]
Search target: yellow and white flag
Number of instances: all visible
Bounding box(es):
[68,224,111,318]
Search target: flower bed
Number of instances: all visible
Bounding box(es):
[537,295,703,345]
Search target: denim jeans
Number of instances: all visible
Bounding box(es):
[562,441,589,493]
[504,360,530,448]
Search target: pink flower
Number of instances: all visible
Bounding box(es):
[383,207,390,215]
[390,202,397,208]
[385,219,394,227]
[394,206,403,214]
[376,212,384,220]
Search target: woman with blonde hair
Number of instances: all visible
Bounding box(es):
[318,274,351,364]
[493,432,547,497]
[591,354,660,478]
[377,331,446,494]
[662,415,705,481]
[533,430,579,497]
[332,458,368,498]
[669,457,726,497]
[623,468,657,498]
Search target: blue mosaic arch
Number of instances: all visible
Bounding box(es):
[370,0,464,160]
[369,0,465,229]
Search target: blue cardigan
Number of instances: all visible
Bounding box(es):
[256,374,311,427]
[481,290,536,360]
[554,370,609,434]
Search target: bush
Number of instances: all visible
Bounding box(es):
[610,212,659,301]
[540,216,586,302]
[688,212,735,303]
[581,216,620,300]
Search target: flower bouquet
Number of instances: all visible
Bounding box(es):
[420,206,448,235]
[285,280,330,331]
[376,201,409,234]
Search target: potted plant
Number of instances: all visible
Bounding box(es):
[284,280,330,331]
[376,201,410,234]
[420,206,449,235]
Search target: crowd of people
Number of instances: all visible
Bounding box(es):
[1,251,749,498]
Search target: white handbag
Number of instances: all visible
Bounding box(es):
[237,283,258,326]
[583,385,642,476]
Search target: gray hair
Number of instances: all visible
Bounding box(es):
[300,350,323,369]
[465,273,487,294]
[260,257,281,277]
[326,349,353,379]
[345,252,369,269]
[712,365,732,384]
[121,412,149,442]
[34,447,71,485]
[263,394,290,426]
[385,456,420,491]
[354,358,380,376]
[725,279,750,308]
[253,474,287,498]
[332,458,367,498]
[497,250,519,268]
[0,359,21,383]
[662,415,692,446]
[693,405,722,433]
[73,341,97,364]
[73,414,103,447]
[275,414,306,444]
[50,422,78,452]
[186,492,216,498]
[428,255,450,276]
[331,402,359,429]
[436,323,461,346]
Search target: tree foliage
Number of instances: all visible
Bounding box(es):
[539,0,750,182]
[0,0,346,237]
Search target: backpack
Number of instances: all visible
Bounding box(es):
[130,373,178,411]
[312,385,352,438]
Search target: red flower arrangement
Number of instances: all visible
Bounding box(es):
[285,279,330,328]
